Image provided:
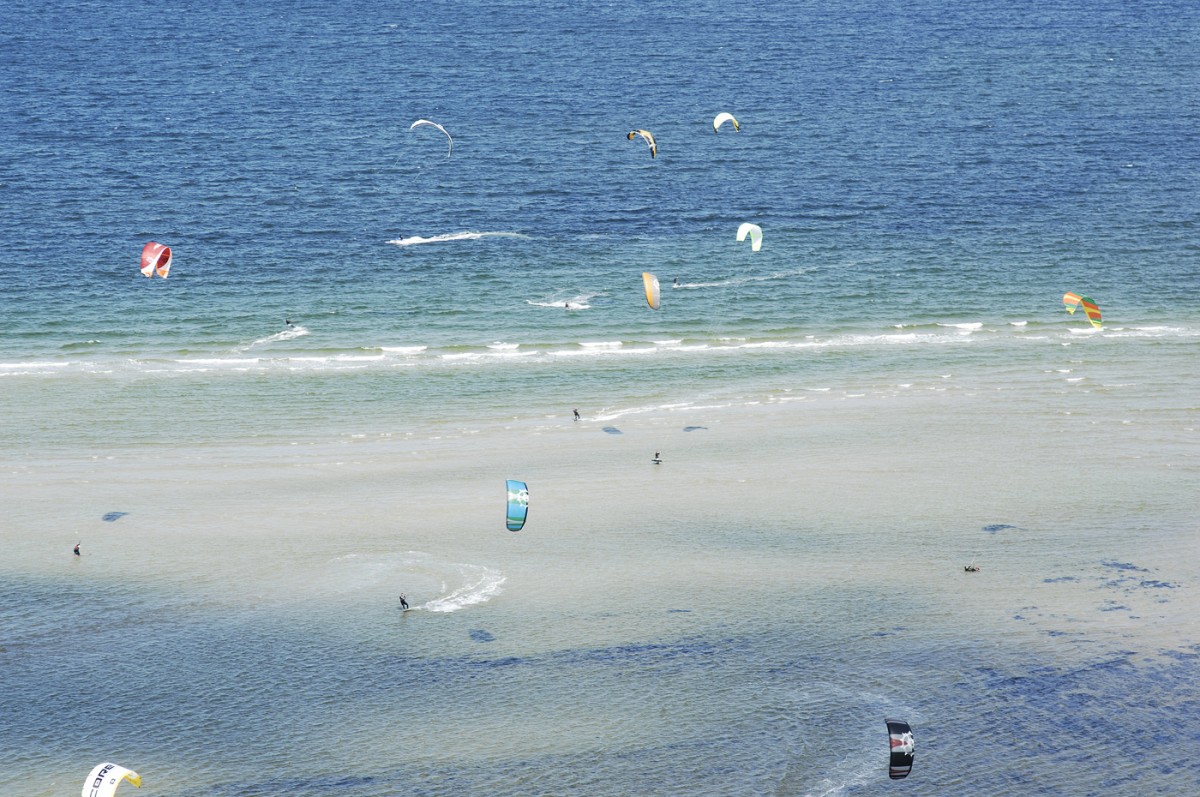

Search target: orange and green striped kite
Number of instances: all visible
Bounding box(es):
[1062,291,1102,328]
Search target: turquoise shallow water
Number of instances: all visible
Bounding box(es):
[2,0,1199,794]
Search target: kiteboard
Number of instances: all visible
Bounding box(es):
[651,458,663,464]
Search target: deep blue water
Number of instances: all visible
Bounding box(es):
[3,0,1197,330]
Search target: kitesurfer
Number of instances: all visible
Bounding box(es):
[573,409,581,421]
[285,319,294,327]
[73,543,80,556]
[399,593,409,610]
[673,278,678,287]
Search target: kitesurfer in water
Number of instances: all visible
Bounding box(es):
[73,543,80,556]
[399,593,409,610]
[573,408,581,421]
[285,319,294,328]
[673,278,678,287]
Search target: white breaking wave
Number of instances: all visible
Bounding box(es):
[10,323,1198,380]
[176,357,261,366]
[386,231,528,246]
[420,564,506,613]
[441,348,537,362]
[1102,325,1199,338]
[0,361,71,370]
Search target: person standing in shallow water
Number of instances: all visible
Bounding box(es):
[573,409,581,421]
[73,543,80,556]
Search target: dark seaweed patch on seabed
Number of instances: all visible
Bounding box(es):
[102,511,128,522]
[1101,561,1149,572]
[469,629,495,643]
[959,651,1200,793]
[602,426,622,435]
[1098,563,1178,592]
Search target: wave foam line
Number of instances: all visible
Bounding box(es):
[419,565,505,613]
[234,325,310,352]
[591,400,696,422]
[0,361,72,370]
[387,231,528,246]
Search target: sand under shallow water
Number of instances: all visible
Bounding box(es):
[3,387,1197,796]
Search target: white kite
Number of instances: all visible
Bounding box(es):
[82,763,141,797]
[736,222,762,252]
[410,119,453,156]
[713,112,740,133]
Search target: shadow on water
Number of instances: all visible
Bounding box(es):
[982,523,1024,533]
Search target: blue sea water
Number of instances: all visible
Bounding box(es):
[2,1,1199,795]
[2,0,1199,448]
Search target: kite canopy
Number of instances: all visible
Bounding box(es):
[736,222,762,252]
[82,763,141,797]
[626,129,657,158]
[713,112,740,133]
[1062,291,1102,328]
[410,119,453,156]
[505,480,528,531]
[140,242,171,279]
[885,719,915,780]
[642,272,661,310]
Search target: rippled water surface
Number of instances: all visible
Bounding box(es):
[2,0,1198,795]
